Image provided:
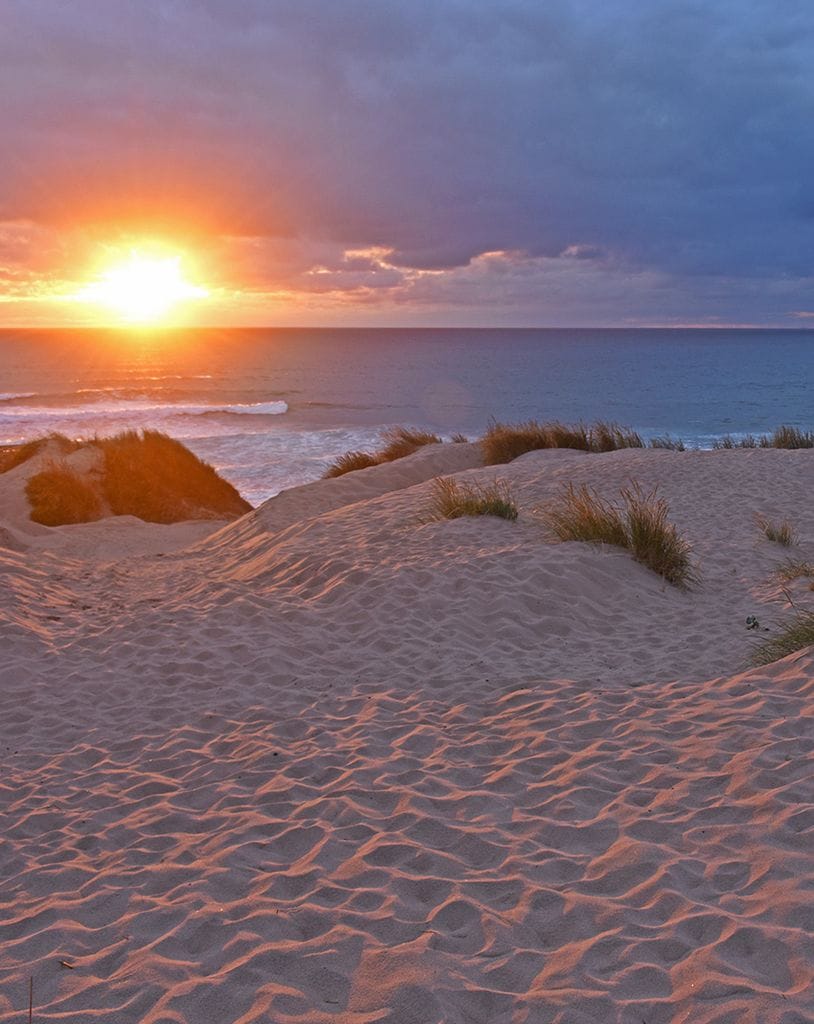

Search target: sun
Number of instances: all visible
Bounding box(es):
[76,251,209,324]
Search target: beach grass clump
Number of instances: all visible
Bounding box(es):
[377,426,442,462]
[765,425,814,449]
[542,483,694,587]
[751,612,814,666]
[713,434,759,449]
[427,477,518,522]
[649,435,686,451]
[590,422,644,452]
[25,463,104,526]
[480,419,643,465]
[323,451,380,478]
[713,426,814,450]
[543,483,628,547]
[481,420,585,464]
[621,485,695,586]
[756,513,797,547]
[0,433,81,474]
[99,430,251,523]
[450,432,469,443]
[773,558,814,582]
[323,425,443,478]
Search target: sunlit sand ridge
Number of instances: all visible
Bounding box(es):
[1,442,813,1022]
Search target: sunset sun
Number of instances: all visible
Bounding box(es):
[76,252,209,324]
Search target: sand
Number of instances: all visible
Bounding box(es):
[1,443,813,1022]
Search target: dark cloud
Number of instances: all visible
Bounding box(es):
[1,0,814,322]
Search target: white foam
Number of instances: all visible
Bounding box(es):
[0,398,288,421]
[0,392,35,402]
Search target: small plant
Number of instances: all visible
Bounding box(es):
[751,610,814,665]
[450,432,469,443]
[713,426,814,450]
[589,422,643,452]
[541,482,694,587]
[377,426,441,462]
[712,434,758,449]
[756,513,797,547]
[426,477,518,521]
[480,419,645,465]
[480,420,578,464]
[766,425,814,449]
[621,485,695,586]
[649,435,686,451]
[25,463,103,525]
[323,426,442,478]
[542,483,628,547]
[323,450,379,478]
[773,559,814,583]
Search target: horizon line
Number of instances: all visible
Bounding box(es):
[2,322,814,332]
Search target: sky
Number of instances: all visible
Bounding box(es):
[1,0,813,327]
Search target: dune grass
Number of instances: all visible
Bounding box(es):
[22,430,250,526]
[377,426,442,461]
[0,433,81,474]
[25,463,104,526]
[323,451,380,478]
[426,477,518,521]
[713,426,814,450]
[480,419,644,465]
[756,513,797,547]
[98,430,251,523]
[751,611,814,666]
[323,425,442,478]
[773,558,814,583]
[768,425,814,448]
[542,483,694,587]
[649,435,686,451]
[713,434,758,449]
[543,483,628,547]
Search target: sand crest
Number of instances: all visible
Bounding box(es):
[1,445,813,1022]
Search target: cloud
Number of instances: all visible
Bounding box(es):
[2,1,814,322]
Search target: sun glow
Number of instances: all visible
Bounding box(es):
[76,252,209,324]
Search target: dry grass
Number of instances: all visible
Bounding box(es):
[20,430,250,526]
[712,434,758,449]
[541,483,695,587]
[323,451,380,478]
[480,419,643,464]
[98,430,251,523]
[450,432,469,443]
[0,433,81,474]
[713,426,814,450]
[773,559,814,583]
[323,426,442,478]
[621,485,696,586]
[590,422,644,452]
[756,513,797,547]
[25,463,103,526]
[543,483,627,547]
[426,477,518,521]
[377,426,442,461]
[649,435,686,451]
[751,611,814,666]
[767,425,814,449]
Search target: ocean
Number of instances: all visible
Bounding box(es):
[1,327,812,506]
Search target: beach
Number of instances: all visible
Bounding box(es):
[1,441,813,1022]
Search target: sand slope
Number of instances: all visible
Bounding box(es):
[1,445,813,1022]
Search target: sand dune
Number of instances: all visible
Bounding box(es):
[1,445,813,1022]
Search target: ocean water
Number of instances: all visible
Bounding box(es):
[1,327,813,505]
